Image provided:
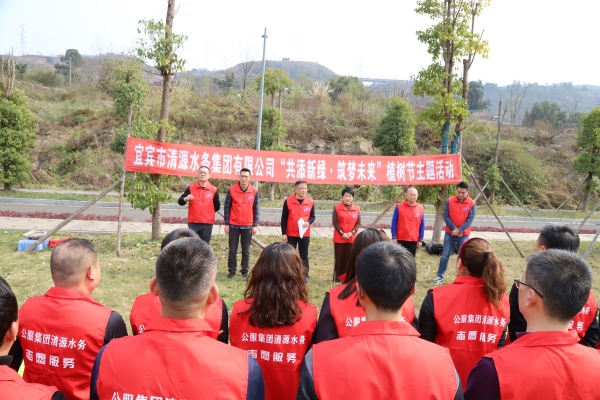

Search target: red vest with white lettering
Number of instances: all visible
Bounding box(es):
[285,195,314,237]
[328,284,415,338]
[487,331,600,399]
[569,292,598,340]
[444,195,475,236]
[228,184,257,226]
[332,202,360,244]
[97,317,249,400]
[19,287,112,400]
[0,365,59,400]
[313,321,458,399]
[395,200,424,242]
[129,291,223,336]
[187,182,217,224]
[432,276,509,388]
[230,299,317,400]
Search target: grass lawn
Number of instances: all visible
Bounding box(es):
[2,231,600,336]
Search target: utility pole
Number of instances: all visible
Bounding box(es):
[68,57,72,85]
[255,27,267,187]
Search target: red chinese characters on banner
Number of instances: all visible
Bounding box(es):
[125,138,461,185]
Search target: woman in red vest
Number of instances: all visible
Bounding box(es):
[313,228,417,344]
[418,237,509,390]
[230,242,317,400]
[332,186,361,283]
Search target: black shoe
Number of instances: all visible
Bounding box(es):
[241,272,248,278]
[227,273,235,279]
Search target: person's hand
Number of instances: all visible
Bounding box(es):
[342,233,348,240]
[302,222,309,228]
[458,232,464,237]
[252,227,258,235]
[282,234,288,242]
[224,226,230,235]
[417,241,423,248]
[184,194,194,202]
[452,229,460,237]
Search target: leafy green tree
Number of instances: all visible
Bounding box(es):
[326,76,366,101]
[26,70,62,87]
[213,71,236,94]
[0,87,38,190]
[573,108,600,211]
[372,97,416,156]
[54,49,84,80]
[523,101,567,128]
[105,57,148,119]
[468,80,490,111]
[256,68,294,108]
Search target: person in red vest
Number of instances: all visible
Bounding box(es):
[9,239,128,400]
[331,186,361,282]
[90,237,265,400]
[434,182,476,284]
[391,186,425,257]
[418,238,509,389]
[465,250,600,399]
[313,228,418,344]
[508,224,599,347]
[129,228,228,343]
[178,165,220,243]
[298,242,463,399]
[224,168,260,279]
[281,180,315,284]
[0,276,66,400]
[230,242,317,400]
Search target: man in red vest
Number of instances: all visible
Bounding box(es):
[178,165,220,244]
[297,242,463,399]
[465,250,600,399]
[508,224,599,347]
[281,180,315,283]
[0,276,66,400]
[391,186,425,257]
[10,239,128,400]
[434,182,476,284]
[224,168,260,279]
[90,237,265,400]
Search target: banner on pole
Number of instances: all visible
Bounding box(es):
[125,138,461,186]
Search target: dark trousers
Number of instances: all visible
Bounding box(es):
[397,240,418,257]
[228,227,252,274]
[188,223,213,244]
[287,236,310,275]
[333,243,353,282]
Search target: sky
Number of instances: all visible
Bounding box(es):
[1,0,599,86]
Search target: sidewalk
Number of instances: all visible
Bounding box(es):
[1,216,597,242]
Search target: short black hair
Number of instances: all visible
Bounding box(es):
[457,182,469,190]
[161,228,200,250]
[50,239,98,285]
[341,186,355,197]
[538,224,580,252]
[525,249,592,323]
[355,242,416,312]
[156,237,217,304]
[240,168,251,175]
[295,180,308,187]
[198,165,210,172]
[0,277,18,346]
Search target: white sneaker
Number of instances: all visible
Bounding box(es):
[433,277,444,284]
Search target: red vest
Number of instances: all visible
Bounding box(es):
[187,182,217,224]
[569,292,598,340]
[328,284,415,338]
[228,183,257,226]
[313,321,458,399]
[230,299,317,400]
[97,317,249,400]
[129,291,223,336]
[19,287,113,400]
[0,365,59,400]
[488,331,600,399]
[432,276,509,388]
[444,195,475,236]
[285,195,314,237]
[332,202,360,244]
[395,200,425,242]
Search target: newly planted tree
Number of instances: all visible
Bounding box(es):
[573,108,600,211]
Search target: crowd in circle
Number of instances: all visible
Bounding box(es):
[1,175,600,400]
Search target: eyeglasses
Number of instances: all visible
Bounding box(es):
[198,171,208,175]
[514,279,544,299]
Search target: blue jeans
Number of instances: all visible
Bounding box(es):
[436,232,469,279]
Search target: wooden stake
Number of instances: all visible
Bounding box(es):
[369,187,407,228]
[116,104,134,256]
[500,176,533,218]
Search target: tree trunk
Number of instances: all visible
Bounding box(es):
[3,183,10,190]
[271,93,275,107]
[431,186,448,243]
[278,89,283,112]
[581,173,594,212]
[269,182,275,201]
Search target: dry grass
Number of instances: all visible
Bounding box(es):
[2,232,600,336]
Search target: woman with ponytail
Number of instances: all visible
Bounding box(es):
[418,237,509,390]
